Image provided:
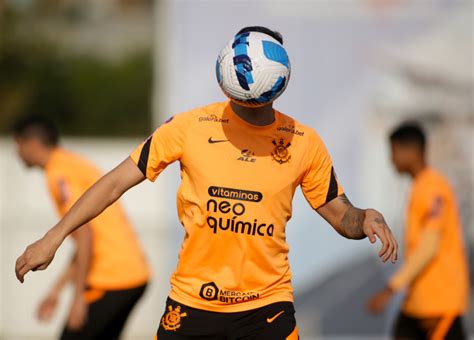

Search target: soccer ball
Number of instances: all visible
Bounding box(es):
[216,31,291,107]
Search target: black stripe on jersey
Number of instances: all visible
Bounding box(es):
[325,166,338,203]
[138,136,152,176]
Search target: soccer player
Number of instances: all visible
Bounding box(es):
[15,27,397,339]
[13,116,151,340]
[367,123,469,340]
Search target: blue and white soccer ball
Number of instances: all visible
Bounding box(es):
[216,30,291,107]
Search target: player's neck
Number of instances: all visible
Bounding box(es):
[230,101,275,126]
[37,146,56,169]
[409,159,427,179]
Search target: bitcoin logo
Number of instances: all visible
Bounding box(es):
[199,282,219,301]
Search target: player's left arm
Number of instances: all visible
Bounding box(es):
[317,193,398,264]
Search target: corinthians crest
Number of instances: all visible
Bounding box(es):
[271,138,291,164]
[161,305,187,331]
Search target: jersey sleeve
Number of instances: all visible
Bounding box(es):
[130,113,189,182]
[419,187,444,231]
[47,174,84,217]
[300,131,344,210]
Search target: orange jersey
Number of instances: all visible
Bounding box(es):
[45,148,150,290]
[130,101,343,312]
[402,167,469,317]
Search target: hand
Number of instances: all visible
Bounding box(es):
[67,294,88,331]
[37,291,59,321]
[367,286,394,314]
[15,231,62,283]
[363,209,398,263]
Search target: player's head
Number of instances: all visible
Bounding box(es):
[13,115,59,168]
[216,26,290,108]
[389,122,426,173]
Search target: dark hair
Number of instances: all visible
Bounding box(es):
[389,122,426,152]
[236,26,283,44]
[13,115,59,147]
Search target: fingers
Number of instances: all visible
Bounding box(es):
[366,228,376,244]
[15,254,25,270]
[383,228,396,263]
[372,226,395,263]
[15,248,43,283]
[382,228,394,262]
[389,230,398,263]
[367,297,379,314]
[17,263,32,283]
[15,254,26,283]
[374,227,389,260]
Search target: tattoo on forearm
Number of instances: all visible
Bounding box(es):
[339,194,352,206]
[339,194,366,239]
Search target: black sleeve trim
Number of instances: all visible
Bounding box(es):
[137,136,152,176]
[325,166,338,203]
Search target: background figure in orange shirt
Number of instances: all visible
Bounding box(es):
[13,116,151,340]
[368,123,470,340]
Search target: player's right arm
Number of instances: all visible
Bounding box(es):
[15,157,145,283]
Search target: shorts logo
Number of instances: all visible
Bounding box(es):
[161,305,187,331]
[271,138,291,164]
[267,310,285,323]
[199,282,219,301]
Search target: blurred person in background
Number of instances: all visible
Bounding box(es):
[13,116,151,340]
[14,27,398,339]
[368,122,469,340]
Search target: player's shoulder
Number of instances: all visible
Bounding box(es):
[46,148,99,180]
[421,168,448,185]
[159,102,228,128]
[417,167,453,197]
[170,102,226,123]
[276,110,324,145]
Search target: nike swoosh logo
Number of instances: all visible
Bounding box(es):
[267,310,285,323]
[208,137,229,144]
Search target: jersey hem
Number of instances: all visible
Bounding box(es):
[402,307,467,318]
[168,291,294,313]
[87,276,150,291]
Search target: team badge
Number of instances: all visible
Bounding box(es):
[161,305,187,331]
[57,179,71,205]
[271,138,291,164]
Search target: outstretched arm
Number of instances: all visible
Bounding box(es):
[15,157,145,283]
[389,228,439,288]
[317,194,398,263]
[367,228,440,314]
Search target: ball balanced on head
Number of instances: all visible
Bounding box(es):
[216,26,291,107]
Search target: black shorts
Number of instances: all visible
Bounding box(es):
[393,312,466,340]
[60,283,147,340]
[156,297,299,340]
